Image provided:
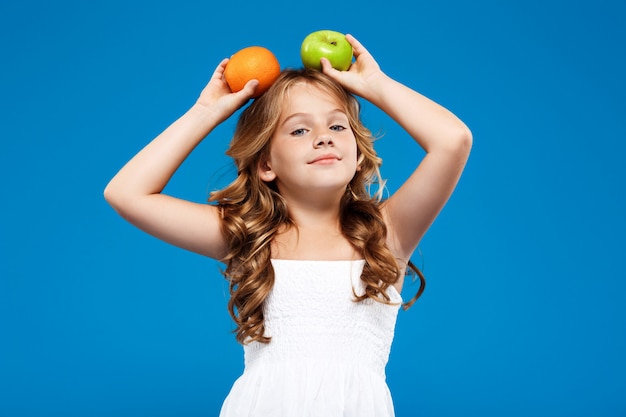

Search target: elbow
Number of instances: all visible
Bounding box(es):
[458,125,473,157]
[104,180,156,219]
[103,180,125,212]
[103,182,138,222]
[445,124,472,159]
[103,182,117,210]
[103,183,114,205]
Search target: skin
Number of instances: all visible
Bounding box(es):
[104,34,472,294]
[260,82,361,263]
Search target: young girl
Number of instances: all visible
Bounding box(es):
[104,34,471,416]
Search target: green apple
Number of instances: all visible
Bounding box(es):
[300,30,353,71]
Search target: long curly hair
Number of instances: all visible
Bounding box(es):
[209,68,424,344]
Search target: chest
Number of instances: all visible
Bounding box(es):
[271,227,359,261]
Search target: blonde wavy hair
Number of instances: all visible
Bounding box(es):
[209,68,424,344]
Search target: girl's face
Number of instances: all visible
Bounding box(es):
[259,82,359,203]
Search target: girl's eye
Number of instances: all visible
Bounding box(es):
[330,125,346,132]
[291,128,308,136]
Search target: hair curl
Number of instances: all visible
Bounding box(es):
[209,68,424,344]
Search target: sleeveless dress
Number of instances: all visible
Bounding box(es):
[219,259,402,417]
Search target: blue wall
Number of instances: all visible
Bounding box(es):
[1,1,625,415]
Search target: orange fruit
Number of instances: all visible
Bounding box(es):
[224,46,281,98]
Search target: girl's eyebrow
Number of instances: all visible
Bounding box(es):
[281,109,346,126]
[281,112,308,125]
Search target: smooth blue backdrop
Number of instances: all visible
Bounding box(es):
[1,1,625,416]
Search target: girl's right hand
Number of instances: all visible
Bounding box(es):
[194,58,259,124]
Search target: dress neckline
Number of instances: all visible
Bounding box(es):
[270,259,365,263]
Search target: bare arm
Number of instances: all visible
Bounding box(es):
[104,59,259,260]
[322,35,472,261]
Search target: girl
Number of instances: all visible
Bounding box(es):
[104,34,471,416]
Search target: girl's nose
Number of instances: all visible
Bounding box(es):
[314,134,333,147]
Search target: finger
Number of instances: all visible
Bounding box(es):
[212,58,230,80]
[239,79,259,97]
[320,57,342,78]
[345,34,369,57]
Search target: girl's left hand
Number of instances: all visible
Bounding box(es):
[320,34,386,99]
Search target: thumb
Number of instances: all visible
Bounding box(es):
[240,79,260,97]
[226,79,259,110]
[320,58,342,80]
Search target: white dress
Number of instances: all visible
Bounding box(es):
[219,259,402,417]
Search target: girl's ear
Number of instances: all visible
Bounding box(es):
[258,159,276,182]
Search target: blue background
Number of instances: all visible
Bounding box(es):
[1,1,625,416]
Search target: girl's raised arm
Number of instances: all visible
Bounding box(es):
[104,59,259,260]
[322,35,472,262]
